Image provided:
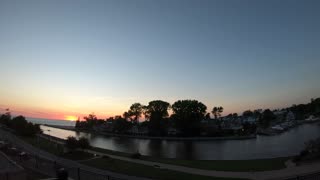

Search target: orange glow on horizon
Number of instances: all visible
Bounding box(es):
[64,115,78,121]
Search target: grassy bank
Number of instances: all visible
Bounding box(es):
[82,157,247,180]
[21,136,64,155]
[91,147,289,172]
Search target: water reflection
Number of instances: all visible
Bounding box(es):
[40,124,320,160]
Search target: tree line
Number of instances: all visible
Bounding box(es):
[76,98,320,136]
[0,109,41,136]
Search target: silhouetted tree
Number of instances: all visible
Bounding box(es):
[232,113,238,118]
[226,113,233,119]
[259,109,276,128]
[0,108,11,126]
[205,113,211,120]
[78,137,90,149]
[243,110,254,117]
[66,136,78,151]
[212,106,223,119]
[77,113,104,129]
[127,103,144,124]
[10,116,41,136]
[253,109,262,119]
[145,100,170,136]
[123,111,131,121]
[172,100,207,136]
[113,116,131,133]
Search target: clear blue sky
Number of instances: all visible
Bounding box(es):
[0,0,319,119]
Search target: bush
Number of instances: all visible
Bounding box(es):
[78,137,90,149]
[131,152,141,159]
[102,155,109,159]
[10,116,40,136]
[300,150,309,157]
[66,136,78,150]
[65,136,91,151]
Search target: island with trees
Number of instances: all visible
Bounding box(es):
[74,98,320,139]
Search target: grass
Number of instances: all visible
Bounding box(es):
[21,136,65,155]
[61,150,94,160]
[82,157,247,180]
[143,157,288,172]
[26,169,51,180]
[21,136,95,161]
[91,147,289,172]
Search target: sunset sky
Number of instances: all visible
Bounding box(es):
[0,0,320,120]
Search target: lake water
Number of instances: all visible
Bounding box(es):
[39,122,320,160]
[27,117,76,127]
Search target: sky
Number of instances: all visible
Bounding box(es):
[0,0,320,120]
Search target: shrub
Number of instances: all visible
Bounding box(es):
[66,136,78,150]
[131,152,141,159]
[78,137,90,149]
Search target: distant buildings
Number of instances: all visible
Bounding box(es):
[286,111,295,121]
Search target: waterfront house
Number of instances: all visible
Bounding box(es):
[286,111,295,121]
[241,116,257,124]
[167,127,181,136]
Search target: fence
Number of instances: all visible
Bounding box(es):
[0,171,26,180]
[2,151,126,180]
[279,171,320,180]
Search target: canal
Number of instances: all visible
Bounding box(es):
[40,123,320,160]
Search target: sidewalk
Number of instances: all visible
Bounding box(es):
[86,149,320,180]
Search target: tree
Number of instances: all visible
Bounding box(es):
[11,115,27,130]
[81,113,104,129]
[253,109,262,119]
[232,113,238,118]
[10,116,40,136]
[0,108,11,126]
[84,113,97,122]
[205,113,211,120]
[259,109,276,128]
[78,137,90,149]
[123,111,130,121]
[243,110,253,117]
[145,100,170,136]
[212,106,223,119]
[113,116,131,133]
[171,100,207,136]
[66,136,78,151]
[226,113,233,119]
[127,103,144,124]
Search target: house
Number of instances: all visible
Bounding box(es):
[167,127,181,136]
[286,111,295,121]
[127,125,139,134]
[241,117,257,124]
[305,115,319,122]
[200,119,220,136]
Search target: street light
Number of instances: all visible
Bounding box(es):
[47,129,51,142]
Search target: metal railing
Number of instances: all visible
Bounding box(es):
[14,153,127,180]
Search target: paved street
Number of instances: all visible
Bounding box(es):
[0,128,149,180]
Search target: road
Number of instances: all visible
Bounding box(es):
[0,128,149,180]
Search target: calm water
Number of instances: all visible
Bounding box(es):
[40,123,320,160]
[27,118,76,127]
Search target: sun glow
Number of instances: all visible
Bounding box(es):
[65,115,78,121]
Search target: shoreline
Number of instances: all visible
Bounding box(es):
[43,124,257,141]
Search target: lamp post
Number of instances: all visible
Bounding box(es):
[47,129,51,142]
